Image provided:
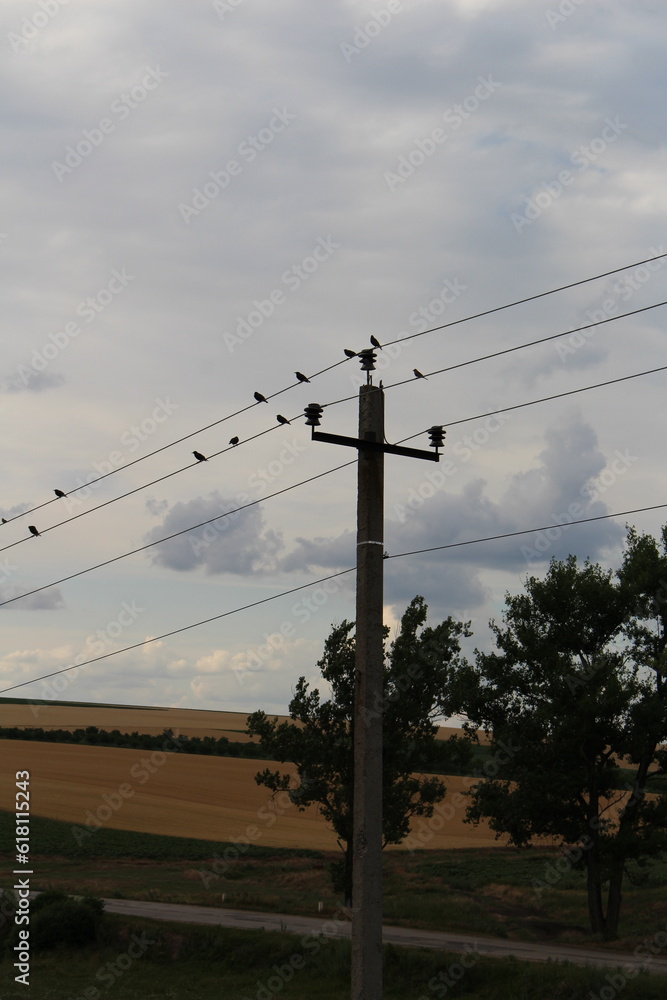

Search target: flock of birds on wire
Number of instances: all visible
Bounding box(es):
[5,338,430,540]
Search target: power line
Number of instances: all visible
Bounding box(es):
[318,298,667,413]
[2,362,664,600]
[4,252,665,526]
[0,567,357,695]
[3,500,665,696]
[0,461,356,608]
[383,250,667,348]
[0,419,302,556]
[383,502,667,561]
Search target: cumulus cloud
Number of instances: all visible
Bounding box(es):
[0,585,65,611]
[144,491,283,575]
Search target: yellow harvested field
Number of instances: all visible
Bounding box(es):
[0,701,469,743]
[0,739,507,850]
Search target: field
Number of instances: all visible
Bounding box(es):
[0,739,505,849]
[0,697,470,742]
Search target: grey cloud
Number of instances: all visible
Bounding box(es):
[0,586,65,610]
[144,491,283,575]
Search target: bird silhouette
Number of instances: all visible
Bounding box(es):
[54,489,67,498]
[1,518,7,524]
[193,450,207,462]
[229,436,239,446]
[254,391,268,404]
[370,336,382,349]
[295,371,310,384]
[413,369,427,379]
[277,414,291,425]
[28,525,40,537]
[343,349,356,358]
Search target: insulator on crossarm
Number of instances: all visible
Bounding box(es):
[304,403,324,427]
[428,425,446,450]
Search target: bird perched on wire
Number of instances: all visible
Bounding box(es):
[370,336,382,349]
[193,450,207,462]
[295,371,310,384]
[229,436,239,447]
[54,489,67,498]
[1,518,7,524]
[254,391,268,404]
[276,414,291,425]
[413,369,428,379]
[343,349,356,358]
[28,525,40,537]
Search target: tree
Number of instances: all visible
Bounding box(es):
[450,527,667,940]
[246,596,471,903]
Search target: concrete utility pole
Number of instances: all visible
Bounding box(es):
[352,382,385,998]
[304,352,444,1000]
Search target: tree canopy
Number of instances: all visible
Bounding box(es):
[450,525,667,939]
[246,596,471,902]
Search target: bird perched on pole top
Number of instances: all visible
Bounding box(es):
[276,414,291,425]
[54,489,67,498]
[254,391,268,404]
[295,371,310,384]
[193,450,207,462]
[370,336,382,349]
[413,369,427,379]
[28,525,40,537]
[229,436,239,446]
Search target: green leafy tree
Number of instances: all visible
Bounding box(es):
[451,527,667,939]
[246,596,471,903]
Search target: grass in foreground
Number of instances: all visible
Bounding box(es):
[2,913,667,1000]
[2,811,667,953]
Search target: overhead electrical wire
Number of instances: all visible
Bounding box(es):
[382,249,667,348]
[1,362,664,605]
[6,289,663,558]
[4,251,666,525]
[3,500,666,697]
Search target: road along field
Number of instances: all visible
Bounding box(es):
[0,739,505,850]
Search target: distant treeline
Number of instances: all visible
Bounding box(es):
[0,725,268,759]
[0,723,481,774]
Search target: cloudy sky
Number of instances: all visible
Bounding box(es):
[1,0,666,718]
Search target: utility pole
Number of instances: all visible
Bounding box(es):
[304,351,444,1000]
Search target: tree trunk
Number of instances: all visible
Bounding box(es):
[586,850,606,939]
[605,863,624,940]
